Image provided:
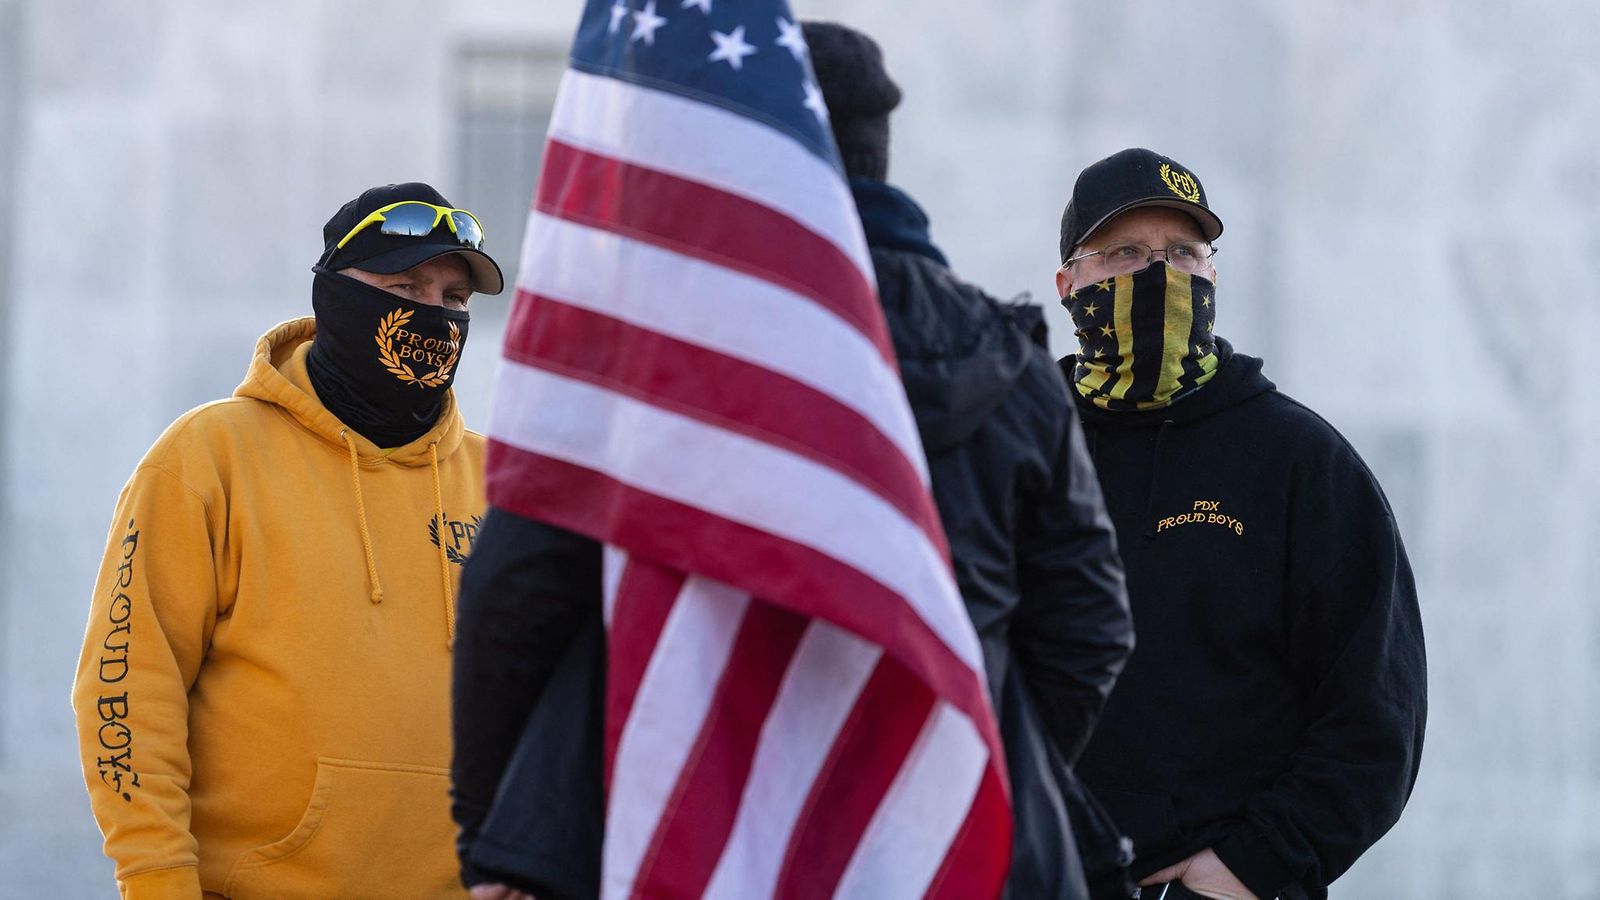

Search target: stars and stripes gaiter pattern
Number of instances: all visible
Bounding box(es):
[1066,262,1219,411]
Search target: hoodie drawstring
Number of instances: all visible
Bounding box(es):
[429,442,455,649]
[1142,419,1175,539]
[340,429,384,603]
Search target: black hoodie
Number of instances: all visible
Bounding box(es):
[1060,342,1427,899]
[861,178,1133,900]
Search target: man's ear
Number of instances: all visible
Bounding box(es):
[1055,267,1073,300]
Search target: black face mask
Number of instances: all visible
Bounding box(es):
[306,267,470,447]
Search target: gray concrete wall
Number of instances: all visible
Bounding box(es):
[0,0,18,773]
[3,1,1596,897]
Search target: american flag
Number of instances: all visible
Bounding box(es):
[484,1,1012,897]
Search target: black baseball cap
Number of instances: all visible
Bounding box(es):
[1058,148,1223,263]
[317,182,504,295]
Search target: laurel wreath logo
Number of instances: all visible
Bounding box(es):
[374,310,460,388]
[1159,163,1201,202]
[429,513,483,565]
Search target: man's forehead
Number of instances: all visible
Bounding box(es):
[373,255,473,282]
[1089,207,1206,242]
[431,254,474,280]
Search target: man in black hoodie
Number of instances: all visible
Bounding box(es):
[1053,149,1427,900]
[804,21,1134,899]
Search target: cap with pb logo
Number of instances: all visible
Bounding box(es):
[1058,148,1224,263]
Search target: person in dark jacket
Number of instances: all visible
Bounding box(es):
[1052,148,1428,900]
[448,23,1135,900]
[805,21,1134,900]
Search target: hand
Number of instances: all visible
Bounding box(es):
[470,884,537,900]
[1138,848,1258,900]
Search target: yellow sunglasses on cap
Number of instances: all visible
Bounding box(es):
[334,201,486,251]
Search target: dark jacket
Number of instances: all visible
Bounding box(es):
[451,510,602,899]
[1062,342,1427,900]
[856,177,1134,900]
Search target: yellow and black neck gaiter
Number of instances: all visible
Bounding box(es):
[1065,262,1219,411]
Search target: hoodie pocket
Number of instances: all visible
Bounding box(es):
[224,758,464,900]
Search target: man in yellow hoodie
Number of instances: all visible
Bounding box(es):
[72,182,504,900]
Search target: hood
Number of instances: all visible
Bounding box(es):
[851,176,950,267]
[233,317,466,466]
[854,176,1047,454]
[1061,338,1274,430]
[896,299,1046,454]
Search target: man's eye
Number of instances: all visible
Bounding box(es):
[1107,245,1143,260]
[1169,244,1197,259]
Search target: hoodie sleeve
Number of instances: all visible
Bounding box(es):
[1012,396,1134,766]
[451,505,600,890]
[1212,438,1427,898]
[72,464,224,900]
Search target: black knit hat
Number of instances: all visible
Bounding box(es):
[1059,148,1224,263]
[802,21,902,181]
[317,182,504,295]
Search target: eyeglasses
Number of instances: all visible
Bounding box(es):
[334,201,486,252]
[1063,241,1217,276]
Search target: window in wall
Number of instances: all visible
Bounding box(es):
[455,44,567,307]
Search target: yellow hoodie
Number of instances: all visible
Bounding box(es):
[74,318,481,899]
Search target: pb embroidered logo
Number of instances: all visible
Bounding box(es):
[375,310,461,388]
[1156,499,1245,536]
[429,514,482,565]
[1159,163,1201,202]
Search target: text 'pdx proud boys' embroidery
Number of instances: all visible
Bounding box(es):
[1156,499,1245,536]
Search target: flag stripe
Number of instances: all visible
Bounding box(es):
[701,621,882,900]
[537,139,891,360]
[1108,276,1136,400]
[772,657,935,900]
[603,575,751,899]
[502,294,946,553]
[600,546,630,627]
[833,701,991,900]
[514,212,925,478]
[924,768,1013,900]
[1127,270,1167,400]
[487,361,981,675]
[1155,268,1194,399]
[484,440,1000,748]
[633,601,810,897]
[601,558,686,786]
[546,68,872,283]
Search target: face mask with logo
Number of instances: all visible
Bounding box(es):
[306,267,470,446]
[1064,262,1219,411]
